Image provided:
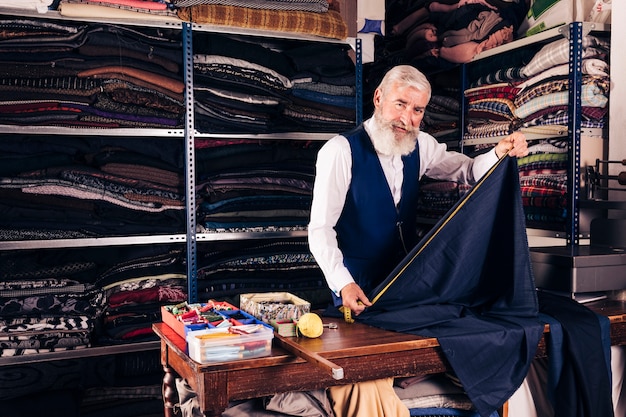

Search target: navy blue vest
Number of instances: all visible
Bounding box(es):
[335,125,420,297]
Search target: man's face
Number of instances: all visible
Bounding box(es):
[373,81,428,144]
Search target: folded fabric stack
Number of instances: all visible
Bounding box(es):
[0,18,185,129]
[197,239,331,309]
[195,138,320,232]
[192,33,355,134]
[283,42,357,133]
[175,0,348,40]
[517,140,569,231]
[465,35,610,139]
[0,252,101,357]
[464,34,610,231]
[416,179,472,221]
[94,247,187,345]
[0,135,185,240]
[424,91,461,146]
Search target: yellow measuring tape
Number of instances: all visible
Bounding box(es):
[339,300,364,324]
[339,306,355,323]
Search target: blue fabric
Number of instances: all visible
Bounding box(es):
[539,312,563,406]
[359,18,384,36]
[537,291,614,417]
[358,156,544,417]
[333,125,419,303]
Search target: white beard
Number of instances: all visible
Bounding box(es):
[370,111,419,157]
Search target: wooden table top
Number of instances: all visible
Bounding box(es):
[153,298,626,374]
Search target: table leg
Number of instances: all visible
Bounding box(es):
[162,365,178,417]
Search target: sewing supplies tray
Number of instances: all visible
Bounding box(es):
[186,324,274,363]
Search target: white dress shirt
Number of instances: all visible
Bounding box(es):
[308,118,499,297]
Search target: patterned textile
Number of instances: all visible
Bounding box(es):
[177,5,348,40]
[465,121,512,139]
[470,67,525,88]
[416,179,472,220]
[515,84,608,120]
[515,75,606,108]
[197,239,330,308]
[0,258,100,356]
[172,0,329,13]
[516,59,609,93]
[468,98,516,121]
[91,248,186,344]
[464,83,521,102]
[0,19,185,128]
[520,35,610,78]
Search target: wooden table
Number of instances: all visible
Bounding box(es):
[153,299,626,417]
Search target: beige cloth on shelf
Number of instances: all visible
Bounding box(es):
[328,378,410,417]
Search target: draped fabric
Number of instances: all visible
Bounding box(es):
[357,156,544,417]
[369,1,528,77]
[537,291,614,417]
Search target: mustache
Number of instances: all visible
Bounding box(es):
[389,121,417,136]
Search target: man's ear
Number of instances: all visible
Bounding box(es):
[373,88,382,108]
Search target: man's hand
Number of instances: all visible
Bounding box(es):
[495,131,528,158]
[340,283,372,316]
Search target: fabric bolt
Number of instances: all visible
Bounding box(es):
[465,121,513,139]
[80,23,183,66]
[516,75,608,108]
[60,0,179,19]
[470,67,525,88]
[78,65,184,94]
[282,102,355,132]
[292,81,355,97]
[465,83,521,102]
[194,61,290,100]
[290,88,356,109]
[59,2,180,20]
[468,98,516,121]
[195,54,292,90]
[172,0,329,13]
[193,33,294,78]
[520,35,610,78]
[515,86,608,120]
[177,5,348,40]
[0,18,87,53]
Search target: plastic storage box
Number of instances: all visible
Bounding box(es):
[186,324,274,363]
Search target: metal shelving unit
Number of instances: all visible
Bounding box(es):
[461,21,625,298]
[0,9,361,363]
